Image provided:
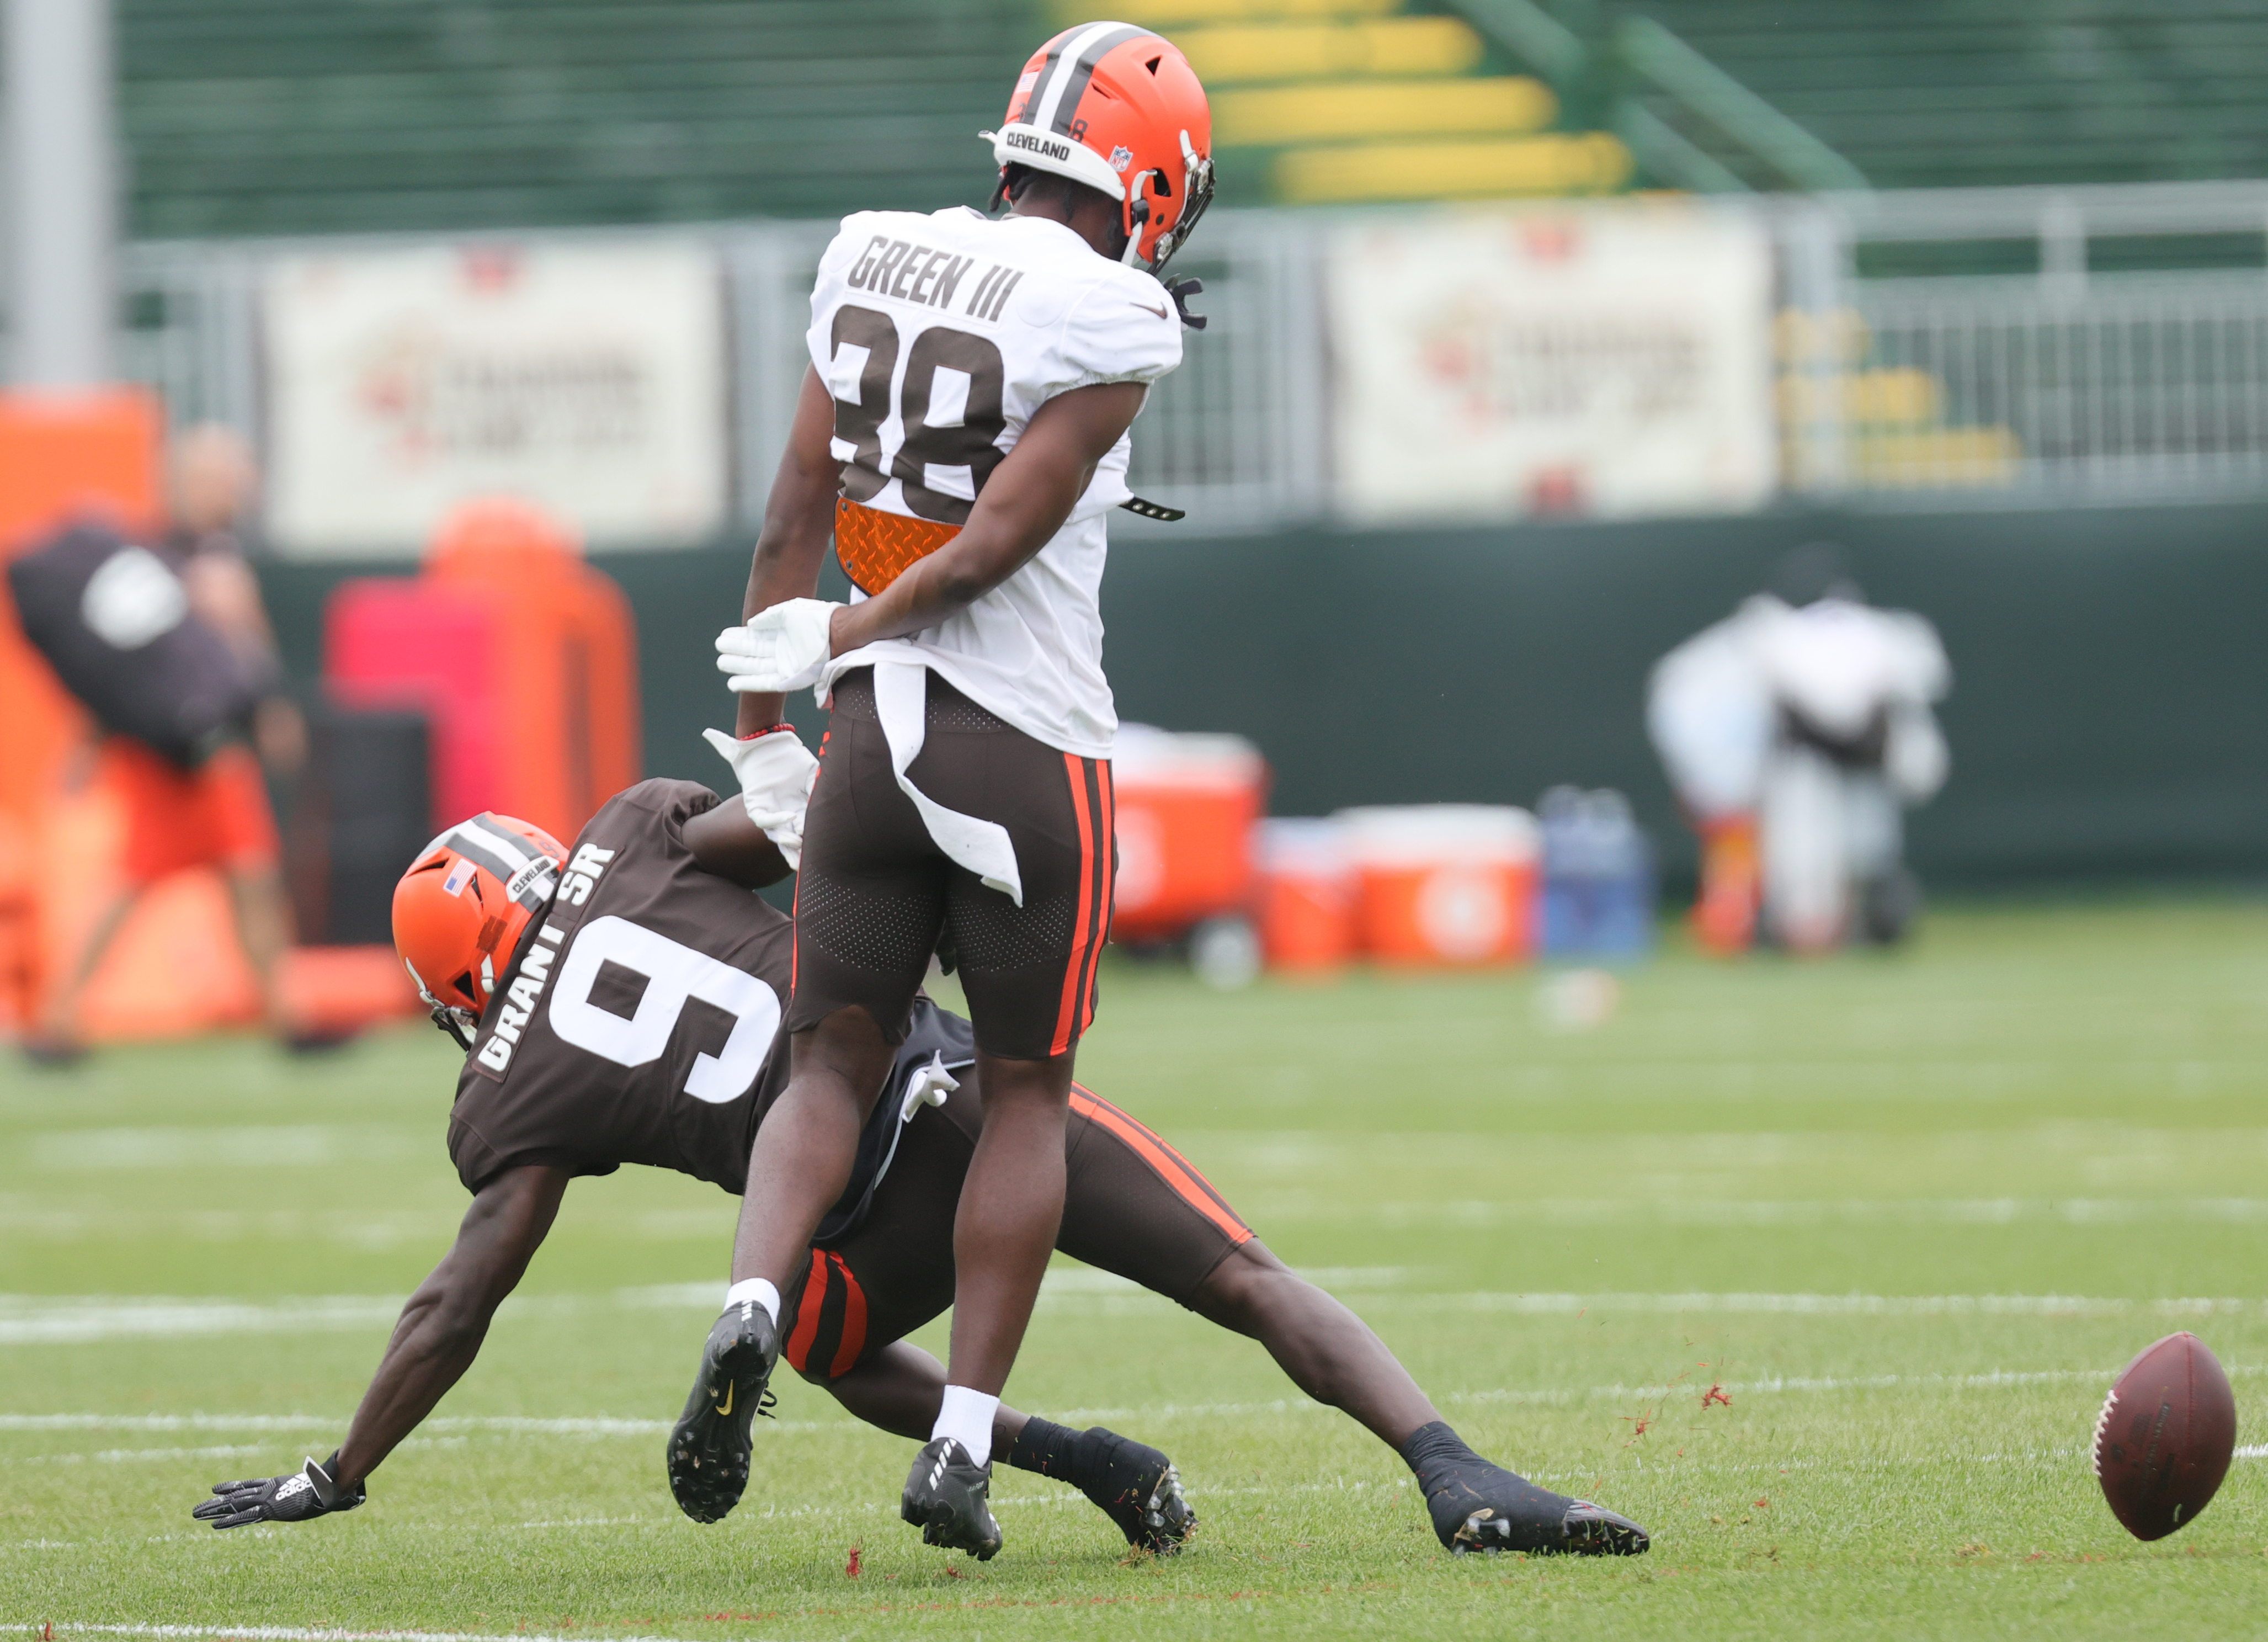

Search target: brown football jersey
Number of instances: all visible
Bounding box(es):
[446,778,971,1213]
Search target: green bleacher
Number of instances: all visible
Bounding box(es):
[118,0,1048,237]
[1621,0,2268,190]
[111,0,2268,240]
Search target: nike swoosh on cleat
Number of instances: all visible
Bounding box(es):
[714,1384,733,1417]
[1133,301,1168,320]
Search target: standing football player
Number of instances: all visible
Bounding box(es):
[705,22,1212,1556]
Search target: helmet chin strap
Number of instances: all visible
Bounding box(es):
[1119,185,1151,265]
[429,1004,476,1053]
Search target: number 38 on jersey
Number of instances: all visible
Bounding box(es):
[807,205,1185,532]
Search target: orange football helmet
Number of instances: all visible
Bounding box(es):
[392,812,566,1047]
[987,22,1214,273]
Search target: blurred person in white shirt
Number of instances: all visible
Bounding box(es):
[1649,545,1949,953]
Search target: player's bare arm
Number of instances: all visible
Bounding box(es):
[337,1166,569,1484]
[681,798,792,888]
[333,1170,567,1487]
[732,366,842,736]
[191,1165,567,1528]
[824,380,1146,656]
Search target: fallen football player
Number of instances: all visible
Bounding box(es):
[192,766,1648,1560]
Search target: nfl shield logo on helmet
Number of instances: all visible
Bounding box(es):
[1110,145,1133,173]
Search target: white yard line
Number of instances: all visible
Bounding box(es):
[14,1360,2254,1459]
[0,1415,673,1434]
[1369,1292,2265,1317]
[32,1625,726,1642]
[4,1285,2258,1345]
[1368,1198,2268,1228]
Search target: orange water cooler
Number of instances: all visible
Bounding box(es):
[1339,805,1541,968]
[1253,818,1355,975]
[1106,725,1267,945]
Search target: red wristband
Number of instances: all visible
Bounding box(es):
[737,724,792,740]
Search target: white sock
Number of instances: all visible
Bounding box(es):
[723,1277,780,1327]
[931,1384,1001,1468]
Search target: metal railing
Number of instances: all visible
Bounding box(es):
[116,211,1328,542]
[90,179,2268,539]
[1781,181,2268,502]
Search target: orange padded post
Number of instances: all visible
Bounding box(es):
[0,389,163,828]
[0,391,170,1031]
[420,498,640,842]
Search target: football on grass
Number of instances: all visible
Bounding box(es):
[2092,1330,2237,1540]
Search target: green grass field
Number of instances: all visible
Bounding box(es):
[6,900,2268,1639]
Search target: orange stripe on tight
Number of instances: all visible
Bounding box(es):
[1078,760,1115,1037]
[1069,1085,1254,1246]
[827,1252,868,1378]
[783,1247,828,1373]
[1050,752,1098,1056]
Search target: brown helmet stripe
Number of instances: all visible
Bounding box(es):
[1047,23,1149,136]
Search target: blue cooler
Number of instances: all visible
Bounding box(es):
[1540,787,1654,959]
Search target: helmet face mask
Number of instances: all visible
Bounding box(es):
[985,22,1213,276]
[1140,130,1215,275]
[391,813,566,1052]
[410,966,480,1051]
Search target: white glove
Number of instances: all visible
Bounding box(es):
[716,599,839,695]
[701,726,819,870]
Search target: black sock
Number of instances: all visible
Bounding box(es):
[1004,1416,1101,1487]
[1399,1418,1479,1479]
[1007,1418,1180,1549]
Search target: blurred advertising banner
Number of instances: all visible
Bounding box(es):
[264,242,727,556]
[1329,207,1775,523]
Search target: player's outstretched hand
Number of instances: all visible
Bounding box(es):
[716,600,839,695]
[700,726,818,868]
[193,1452,365,1530]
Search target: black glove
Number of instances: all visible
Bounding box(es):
[194,1450,365,1529]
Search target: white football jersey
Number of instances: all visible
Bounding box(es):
[804,205,1184,758]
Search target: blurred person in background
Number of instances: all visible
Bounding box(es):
[26,424,307,1062]
[1649,545,1949,954]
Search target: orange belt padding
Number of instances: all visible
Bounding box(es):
[834,497,960,596]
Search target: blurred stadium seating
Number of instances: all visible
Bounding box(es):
[117,0,1053,233]
[110,1,2268,233]
[1625,0,2268,192]
[1086,0,1630,203]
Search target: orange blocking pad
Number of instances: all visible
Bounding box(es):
[29,764,418,1043]
[1340,805,1541,967]
[327,498,640,844]
[0,390,199,1035]
[283,944,422,1037]
[37,766,264,1040]
[1107,726,1267,945]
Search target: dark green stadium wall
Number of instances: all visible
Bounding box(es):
[258,497,2268,890]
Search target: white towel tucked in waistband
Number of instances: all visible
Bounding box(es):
[870,656,1024,906]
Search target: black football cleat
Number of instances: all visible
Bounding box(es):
[1558,1498,1651,1555]
[901,1437,1003,1561]
[1077,1428,1196,1554]
[1403,1420,1649,1556]
[666,1299,779,1523]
